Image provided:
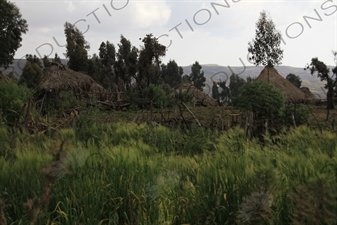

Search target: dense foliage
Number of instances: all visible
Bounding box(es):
[64,22,90,73]
[0,81,31,125]
[305,57,337,109]
[189,61,206,91]
[0,0,28,68]
[233,81,285,120]
[19,60,44,89]
[248,10,283,67]
[286,73,302,88]
[229,74,246,100]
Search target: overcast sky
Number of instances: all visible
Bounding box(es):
[12,0,337,68]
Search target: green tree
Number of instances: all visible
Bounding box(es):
[229,74,246,100]
[114,36,138,90]
[142,84,169,109]
[248,10,283,67]
[233,81,285,120]
[286,73,302,88]
[98,41,116,88]
[25,54,43,68]
[0,0,28,68]
[137,34,166,88]
[19,57,44,89]
[212,81,219,100]
[212,80,230,103]
[189,61,206,91]
[219,80,230,103]
[161,60,183,88]
[64,22,89,72]
[0,81,31,125]
[87,53,103,85]
[305,57,337,109]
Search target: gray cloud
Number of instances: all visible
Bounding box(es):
[12,0,337,68]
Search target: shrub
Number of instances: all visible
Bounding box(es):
[0,81,31,125]
[38,90,80,114]
[283,103,310,126]
[233,81,285,120]
[142,84,169,109]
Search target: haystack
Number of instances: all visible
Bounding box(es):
[38,62,108,99]
[300,87,319,101]
[177,83,218,106]
[0,71,10,82]
[254,66,306,103]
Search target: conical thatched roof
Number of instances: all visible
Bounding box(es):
[300,87,319,101]
[38,62,107,98]
[254,66,306,103]
[177,83,218,106]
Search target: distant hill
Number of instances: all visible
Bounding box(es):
[1,60,331,100]
[182,64,329,99]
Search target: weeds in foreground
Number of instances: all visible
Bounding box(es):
[0,124,336,224]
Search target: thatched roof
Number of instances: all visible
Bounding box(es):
[0,71,10,82]
[38,63,107,97]
[300,87,319,101]
[254,66,306,103]
[177,83,218,106]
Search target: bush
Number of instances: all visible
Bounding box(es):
[283,103,310,126]
[38,90,80,114]
[142,84,169,109]
[0,81,31,125]
[233,82,285,120]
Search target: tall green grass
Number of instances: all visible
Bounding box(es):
[0,123,336,224]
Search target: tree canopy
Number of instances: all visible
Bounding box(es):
[229,74,246,100]
[18,60,44,89]
[248,10,283,67]
[189,61,206,91]
[64,22,90,73]
[161,60,183,88]
[305,57,337,109]
[115,36,138,90]
[233,81,285,120]
[137,34,166,88]
[286,73,302,88]
[0,0,28,68]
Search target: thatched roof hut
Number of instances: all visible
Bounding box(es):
[300,87,319,101]
[38,63,108,99]
[177,83,218,107]
[254,66,306,103]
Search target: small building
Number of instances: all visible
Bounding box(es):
[254,66,306,103]
[176,83,219,107]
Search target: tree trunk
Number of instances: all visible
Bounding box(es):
[327,87,334,109]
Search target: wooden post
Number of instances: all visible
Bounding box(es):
[244,115,249,139]
[292,113,297,128]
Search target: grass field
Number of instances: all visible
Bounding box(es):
[1,117,337,224]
